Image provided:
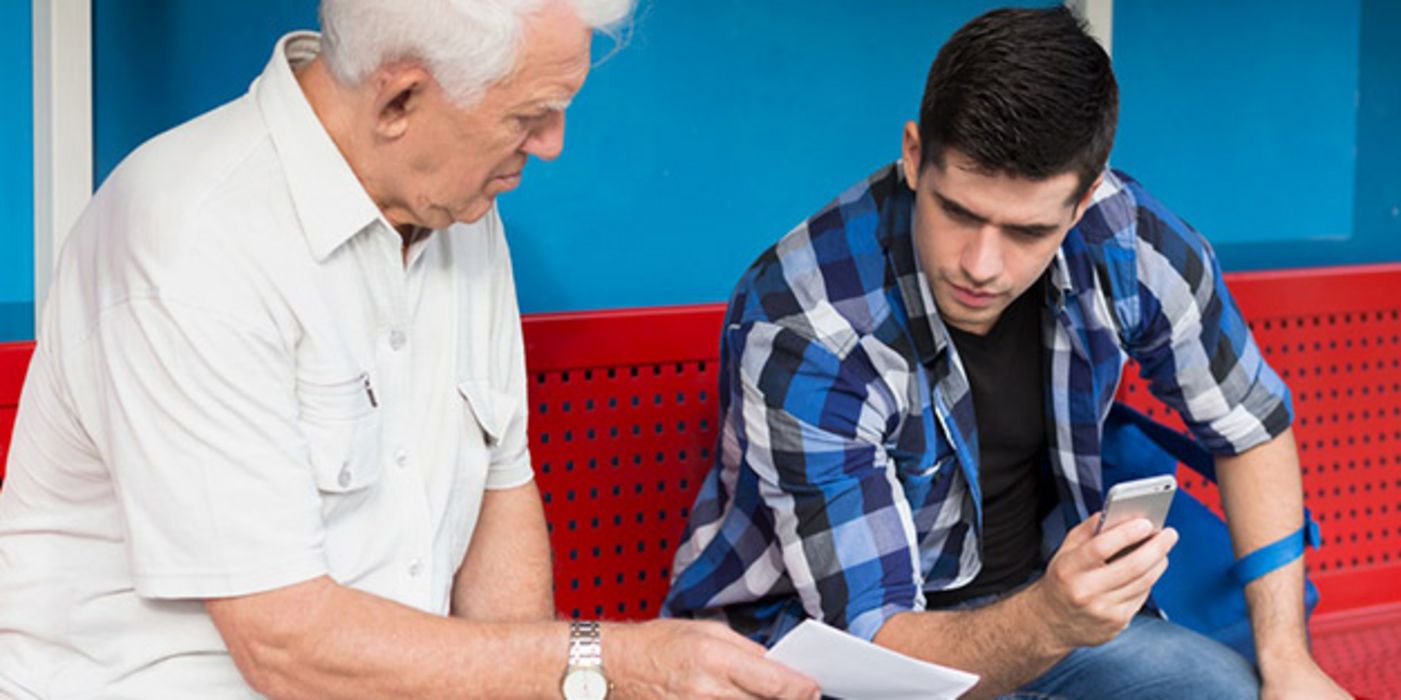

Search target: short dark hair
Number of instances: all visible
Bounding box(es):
[918,6,1118,201]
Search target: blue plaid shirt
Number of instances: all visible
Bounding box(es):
[662,162,1292,644]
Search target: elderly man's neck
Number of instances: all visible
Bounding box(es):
[295,57,420,244]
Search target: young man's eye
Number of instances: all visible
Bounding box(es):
[945,206,978,225]
[1008,227,1056,239]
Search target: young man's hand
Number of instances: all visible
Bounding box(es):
[1027,514,1178,652]
[1261,657,1352,699]
[605,619,820,699]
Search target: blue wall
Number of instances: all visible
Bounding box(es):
[91,0,1054,314]
[6,0,1387,342]
[500,0,1059,312]
[1113,2,1359,247]
[93,0,319,184]
[0,1,33,342]
[1352,0,1401,260]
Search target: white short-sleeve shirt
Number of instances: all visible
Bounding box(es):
[0,32,533,697]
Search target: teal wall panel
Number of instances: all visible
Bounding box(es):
[71,0,1401,322]
[1112,0,1398,270]
[0,0,33,341]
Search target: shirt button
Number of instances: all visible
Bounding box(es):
[394,449,409,468]
[407,559,423,577]
[337,465,352,488]
[389,329,407,350]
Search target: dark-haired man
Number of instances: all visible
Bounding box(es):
[664,6,1348,699]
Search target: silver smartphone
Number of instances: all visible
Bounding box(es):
[1095,474,1177,536]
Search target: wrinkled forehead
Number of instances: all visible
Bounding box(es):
[497,2,593,99]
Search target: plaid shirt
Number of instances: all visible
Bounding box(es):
[662,162,1292,644]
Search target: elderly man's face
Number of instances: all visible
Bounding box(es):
[400,3,592,229]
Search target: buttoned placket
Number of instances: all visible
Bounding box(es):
[357,221,437,603]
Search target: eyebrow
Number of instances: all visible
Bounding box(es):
[930,187,1062,237]
[519,98,573,114]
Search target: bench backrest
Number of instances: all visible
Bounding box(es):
[522,305,725,621]
[526,265,1401,619]
[0,342,31,483]
[1116,264,1401,614]
[3,264,1398,619]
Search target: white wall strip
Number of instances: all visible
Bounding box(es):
[1066,0,1113,57]
[32,0,93,327]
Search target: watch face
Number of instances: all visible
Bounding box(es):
[562,667,609,700]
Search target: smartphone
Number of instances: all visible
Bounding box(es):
[1095,475,1177,557]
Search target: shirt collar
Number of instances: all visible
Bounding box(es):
[879,163,953,365]
[254,31,387,262]
[1046,248,1074,308]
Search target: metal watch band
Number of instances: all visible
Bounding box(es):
[568,620,604,669]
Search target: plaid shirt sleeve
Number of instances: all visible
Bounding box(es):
[728,317,927,641]
[1125,182,1294,454]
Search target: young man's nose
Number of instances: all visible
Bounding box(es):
[961,226,1004,285]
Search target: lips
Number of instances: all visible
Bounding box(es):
[493,171,523,190]
[948,282,1000,309]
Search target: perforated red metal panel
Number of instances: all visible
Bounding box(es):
[526,267,1401,630]
[1116,264,1401,616]
[0,341,36,485]
[1308,602,1401,700]
[523,305,727,621]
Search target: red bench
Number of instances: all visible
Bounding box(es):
[522,265,1401,698]
[3,264,1399,697]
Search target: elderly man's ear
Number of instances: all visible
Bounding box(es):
[371,67,432,141]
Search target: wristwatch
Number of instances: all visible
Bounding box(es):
[560,620,610,700]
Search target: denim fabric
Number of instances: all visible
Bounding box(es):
[1001,613,1259,700]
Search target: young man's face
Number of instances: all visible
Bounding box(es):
[901,122,1097,335]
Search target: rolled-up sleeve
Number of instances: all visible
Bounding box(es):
[733,320,923,641]
[1128,186,1293,455]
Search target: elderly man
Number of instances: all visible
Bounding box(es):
[0,2,816,698]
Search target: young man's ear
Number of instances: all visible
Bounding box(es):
[371,66,432,141]
[900,121,923,190]
[1070,173,1105,226]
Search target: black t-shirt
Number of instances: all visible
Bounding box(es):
[925,279,1053,608]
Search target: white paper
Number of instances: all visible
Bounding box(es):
[765,619,980,700]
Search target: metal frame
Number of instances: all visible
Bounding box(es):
[31,0,93,329]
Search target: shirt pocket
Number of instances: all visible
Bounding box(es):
[297,371,384,496]
[456,379,516,449]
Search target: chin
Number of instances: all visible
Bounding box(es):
[452,201,495,225]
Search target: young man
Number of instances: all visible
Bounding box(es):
[0,1,818,698]
[665,7,1349,699]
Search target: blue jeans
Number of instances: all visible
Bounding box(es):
[1001,612,1259,700]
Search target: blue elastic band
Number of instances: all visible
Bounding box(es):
[1231,508,1322,585]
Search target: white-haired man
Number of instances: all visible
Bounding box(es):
[0,2,818,698]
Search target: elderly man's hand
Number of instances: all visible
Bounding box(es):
[605,619,820,700]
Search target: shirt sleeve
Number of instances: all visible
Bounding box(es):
[480,207,534,490]
[1127,186,1294,455]
[75,296,329,599]
[731,320,924,641]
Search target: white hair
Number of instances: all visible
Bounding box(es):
[318,0,634,106]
